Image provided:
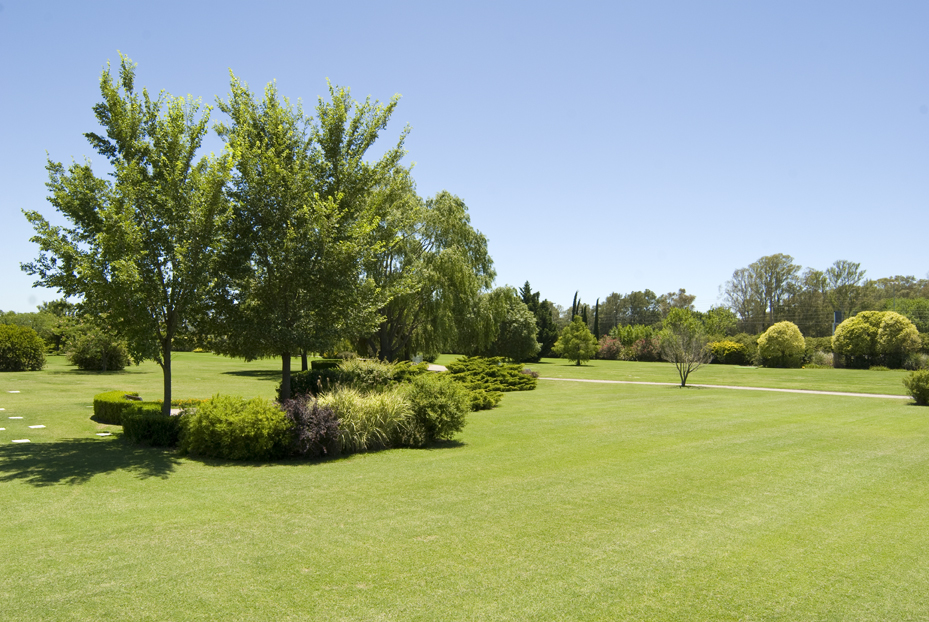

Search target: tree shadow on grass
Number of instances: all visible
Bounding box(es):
[221,369,282,379]
[0,437,180,487]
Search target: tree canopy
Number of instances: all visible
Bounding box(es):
[22,54,230,413]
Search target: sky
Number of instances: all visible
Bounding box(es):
[1,0,927,314]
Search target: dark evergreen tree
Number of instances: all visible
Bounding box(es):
[520,281,560,360]
[594,299,600,340]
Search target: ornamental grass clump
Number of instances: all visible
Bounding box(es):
[318,386,419,453]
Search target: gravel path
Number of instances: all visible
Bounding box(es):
[539,377,911,400]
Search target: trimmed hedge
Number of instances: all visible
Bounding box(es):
[92,391,142,425]
[122,405,182,447]
[0,324,46,372]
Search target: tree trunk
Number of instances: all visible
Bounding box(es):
[162,347,172,416]
[301,351,308,372]
[281,352,292,402]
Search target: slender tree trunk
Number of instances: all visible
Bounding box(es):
[281,352,292,402]
[162,346,172,416]
[301,351,308,372]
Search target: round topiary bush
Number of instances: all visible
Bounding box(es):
[0,324,47,371]
[757,321,805,368]
[834,311,921,369]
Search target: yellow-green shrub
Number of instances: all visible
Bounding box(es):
[757,321,805,368]
[179,395,290,460]
[708,340,751,365]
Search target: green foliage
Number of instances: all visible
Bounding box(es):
[702,306,739,339]
[318,386,419,453]
[445,356,538,393]
[520,283,560,359]
[280,358,430,400]
[596,336,624,360]
[609,323,657,347]
[708,340,751,366]
[757,321,805,368]
[402,373,470,443]
[834,311,921,369]
[0,324,46,371]
[122,405,183,447]
[211,76,404,400]
[804,336,834,358]
[66,325,130,371]
[311,359,341,370]
[877,311,921,368]
[904,353,929,371]
[903,370,929,406]
[659,308,711,386]
[22,54,232,412]
[553,316,599,365]
[179,395,291,460]
[92,391,141,425]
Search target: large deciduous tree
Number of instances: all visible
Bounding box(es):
[361,173,494,361]
[22,55,230,414]
[211,76,397,400]
[723,254,801,332]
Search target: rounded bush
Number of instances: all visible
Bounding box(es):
[67,328,129,371]
[179,395,290,460]
[877,311,921,368]
[403,373,470,443]
[834,311,921,369]
[903,370,929,406]
[757,321,805,368]
[0,324,46,371]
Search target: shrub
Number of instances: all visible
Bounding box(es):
[708,340,751,366]
[834,311,921,369]
[67,327,130,371]
[318,386,418,453]
[179,395,291,461]
[903,353,929,371]
[757,321,805,368]
[402,373,470,443]
[877,312,921,368]
[903,370,929,406]
[122,404,182,447]
[280,396,341,458]
[0,324,46,371]
[92,390,142,425]
[631,337,661,362]
[807,351,834,368]
[281,359,431,400]
[311,359,341,370]
[445,356,537,393]
[596,336,623,360]
[804,337,833,363]
[468,389,503,411]
[610,324,657,347]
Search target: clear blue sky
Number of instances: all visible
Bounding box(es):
[2,1,927,313]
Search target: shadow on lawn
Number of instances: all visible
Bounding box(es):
[221,369,282,379]
[0,438,180,487]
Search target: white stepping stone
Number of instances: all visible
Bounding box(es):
[96,432,112,437]
[28,425,46,429]
[11,439,30,443]
[0,428,5,431]
[9,416,23,420]
[0,408,5,411]
[8,391,20,394]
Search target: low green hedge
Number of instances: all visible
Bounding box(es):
[179,395,291,461]
[92,391,142,425]
[122,404,182,447]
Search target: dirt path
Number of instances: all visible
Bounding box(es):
[539,377,911,400]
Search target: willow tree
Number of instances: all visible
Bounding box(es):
[22,55,230,414]
[210,76,402,399]
[361,173,495,361]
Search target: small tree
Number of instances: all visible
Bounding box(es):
[757,321,805,368]
[553,316,598,366]
[660,308,710,387]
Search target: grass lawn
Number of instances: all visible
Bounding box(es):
[530,357,912,396]
[1,354,927,620]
